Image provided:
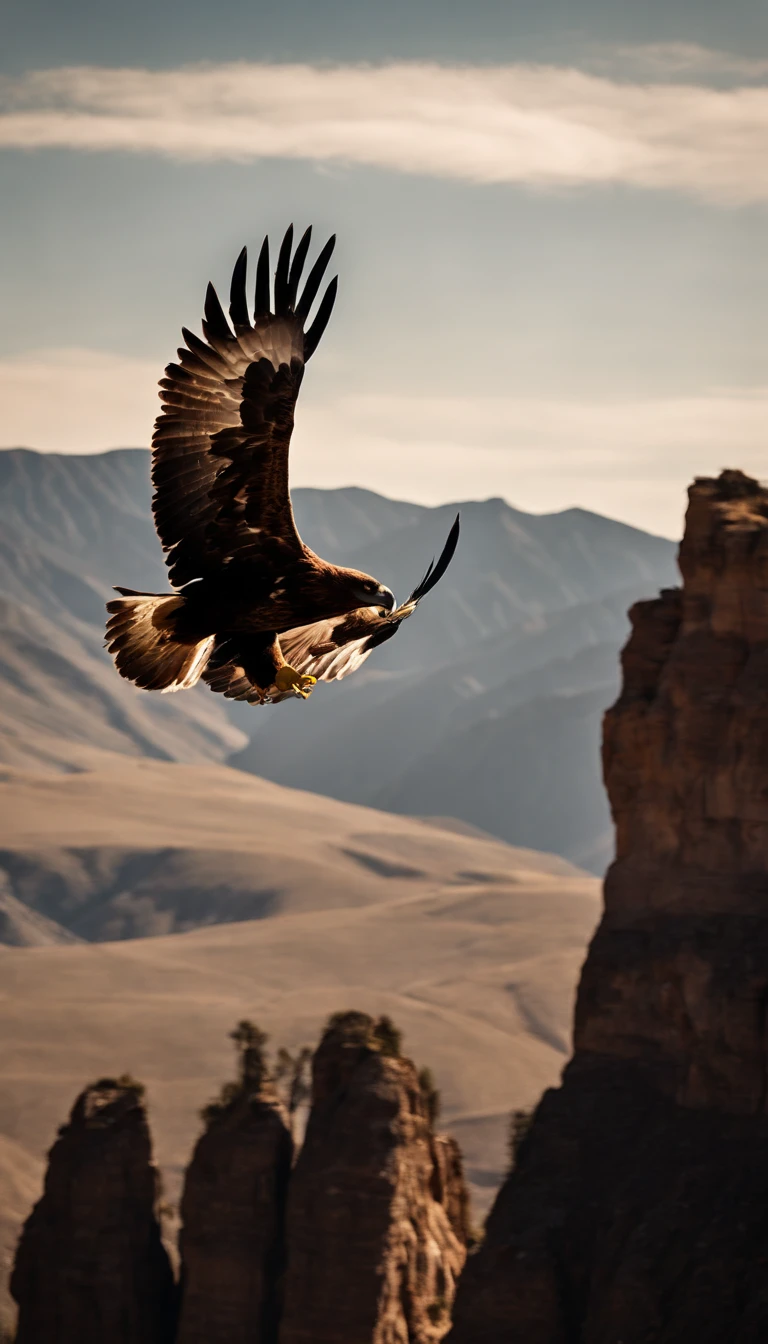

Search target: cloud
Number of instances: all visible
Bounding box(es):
[0,60,767,203]
[1,347,765,537]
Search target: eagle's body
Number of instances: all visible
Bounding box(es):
[106,226,459,705]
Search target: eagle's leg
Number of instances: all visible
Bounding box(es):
[209,633,315,703]
[275,665,318,699]
[236,635,316,700]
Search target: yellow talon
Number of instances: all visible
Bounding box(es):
[275,665,317,698]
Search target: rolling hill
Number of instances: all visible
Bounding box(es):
[0,752,601,1327]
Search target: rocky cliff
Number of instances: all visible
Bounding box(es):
[11,1079,175,1344]
[176,1084,293,1344]
[448,469,768,1343]
[280,1012,468,1344]
[11,1014,469,1343]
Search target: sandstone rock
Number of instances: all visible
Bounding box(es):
[448,471,768,1344]
[279,1011,468,1344]
[11,1078,174,1344]
[175,1084,293,1344]
[430,1134,471,1248]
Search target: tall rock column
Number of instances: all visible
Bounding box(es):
[175,1083,293,1344]
[279,1011,468,1344]
[448,471,768,1344]
[11,1079,174,1344]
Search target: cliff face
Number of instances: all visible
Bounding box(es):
[448,471,768,1344]
[12,1016,470,1344]
[11,1080,175,1344]
[175,1085,293,1344]
[279,1012,468,1344]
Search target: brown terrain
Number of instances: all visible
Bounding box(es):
[279,1013,469,1343]
[3,449,677,1334]
[12,1081,175,1344]
[176,1065,293,1344]
[448,470,768,1343]
[11,1015,472,1342]
[0,756,599,1331]
[5,460,764,1342]
[0,1139,42,1339]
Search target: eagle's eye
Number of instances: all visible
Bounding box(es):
[351,578,378,606]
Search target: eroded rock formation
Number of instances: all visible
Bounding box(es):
[448,469,768,1343]
[176,1083,292,1344]
[11,1078,174,1344]
[12,1014,470,1344]
[279,1011,468,1343]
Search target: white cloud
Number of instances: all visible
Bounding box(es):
[0,60,767,203]
[1,347,765,537]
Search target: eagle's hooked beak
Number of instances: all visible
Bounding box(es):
[376,585,396,613]
[352,582,395,612]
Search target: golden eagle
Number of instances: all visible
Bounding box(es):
[106,226,459,705]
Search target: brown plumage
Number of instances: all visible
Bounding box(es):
[106,225,460,705]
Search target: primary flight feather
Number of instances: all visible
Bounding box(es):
[106,226,460,705]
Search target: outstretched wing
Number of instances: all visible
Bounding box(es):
[279,514,461,685]
[152,225,337,588]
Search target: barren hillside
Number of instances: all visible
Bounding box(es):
[0,754,600,1324]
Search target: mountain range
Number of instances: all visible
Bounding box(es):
[0,444,678,1327]
[0,448,678,870]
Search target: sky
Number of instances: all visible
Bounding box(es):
[1,0,766,537]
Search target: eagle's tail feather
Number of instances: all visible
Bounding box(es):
[105,593,214,693]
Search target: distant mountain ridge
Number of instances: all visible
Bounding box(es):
[0,448,679,867]
[0,446,674,1328]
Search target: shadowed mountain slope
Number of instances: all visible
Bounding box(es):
[0,448,677,864]
[0,450,244,767]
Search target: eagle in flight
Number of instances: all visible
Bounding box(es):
[106,226,459,705]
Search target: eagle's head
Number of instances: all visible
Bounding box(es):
[337,567,395,615]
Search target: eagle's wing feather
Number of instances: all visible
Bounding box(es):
[202,632,290,703]
[278,514,461,686]
[152,226,337,588]
[200,625,363,705]
[202,636,266,703]
[279,608,383,683]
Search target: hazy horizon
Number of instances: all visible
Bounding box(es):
[0,443,691,541]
